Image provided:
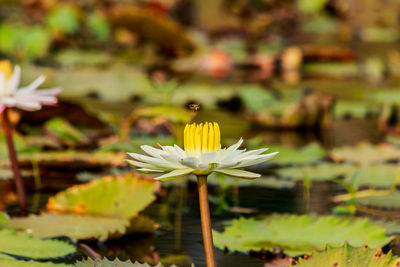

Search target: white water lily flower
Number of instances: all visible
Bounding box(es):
[0,60,61,113]
[127,122,278,181]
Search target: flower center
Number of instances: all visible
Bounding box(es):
[0,60,12,80]
[184,122,220,156]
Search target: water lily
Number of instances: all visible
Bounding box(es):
[128,121,278,267]
[127,122,278,181]
[0,60,62,212]
[0,60,61,113]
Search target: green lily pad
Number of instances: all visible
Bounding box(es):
[296,243,400,267]
[354,192,400,209]
[278,163,400,188]
[277,163,356,181]
[206,172,295,189]
[330,143,400,164]
[4,214,130,242]
[334,100,380,119]
[47,174,157,219]
[17,151,126,170]
[0,229,76,260]
[0,259,70,267]
[44,117,88,146]
[267,142,325,165]
[74,258,175,267]
[213,215,392,256]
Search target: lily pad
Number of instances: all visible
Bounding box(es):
[354,192,400,209]
[330,143,400,164]
[47,174,158,219]
[277,163,357,181]
[4,214,130,242]
[0,260,70,267]
[295,243,400,267]
[267,142,325,165]
[213,215,392,256]
[44,117,88,146]
[0,229,76,260]
[334,100,380,119]
[17,151,126,170]
[74,258,174,267]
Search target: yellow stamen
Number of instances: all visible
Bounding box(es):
[0,60,12,80]
[184,122,221,156]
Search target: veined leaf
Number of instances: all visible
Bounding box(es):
[213,215,392,256]
[0,259,70,267]
[5,214,130,242]
[47,174,158,219]
[296,243,400,267]
[0,229,76,260]
[74,258,177,267]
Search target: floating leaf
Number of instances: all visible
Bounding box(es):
[334,100,380,119]
[238,86,275,114]
[206,172,295,189]
[74,258,174,267]
[266,143,325,165]
[44,117,88,146]
[127,215,159,234]
[17,151,126,170]
[0,229,76,260]
[0,259,70,267]
[213,215,392,256]
[87,12,110,41]
[354,192,400,209]
[47,174,158,219]
[277,163,356,181]
[46,5,79,35]
[330,143,400,164]
[295,243,400,267]
[5,214,130,242]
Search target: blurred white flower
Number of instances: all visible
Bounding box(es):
[127,122,278,181]
[0,60,62,113]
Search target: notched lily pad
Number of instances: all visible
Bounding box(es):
[5,213,130,242]
[0,259,70,267]
[213,215,392,256]
[74,258,177,267]
[295,243,400,267]
[0,229,76,260]
[47,174,158,219]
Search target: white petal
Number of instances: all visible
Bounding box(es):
[155,168,193,181]
[141,145,165,158]
[128,152,179,169]
[126,159,160,169]
[233,148,269,160]
[236,152,278,168]
[7,66,20,94]
[19,75,45,92]
[174,145,187,157]
[160,154,186,168]
[217,138,243,161]
[0,73,5,93]
[199,152,217,165]
[181,157,199,169]
[137,168,165,173]
[214,169,260,179]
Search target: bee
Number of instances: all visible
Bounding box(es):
[188,103,200,112]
